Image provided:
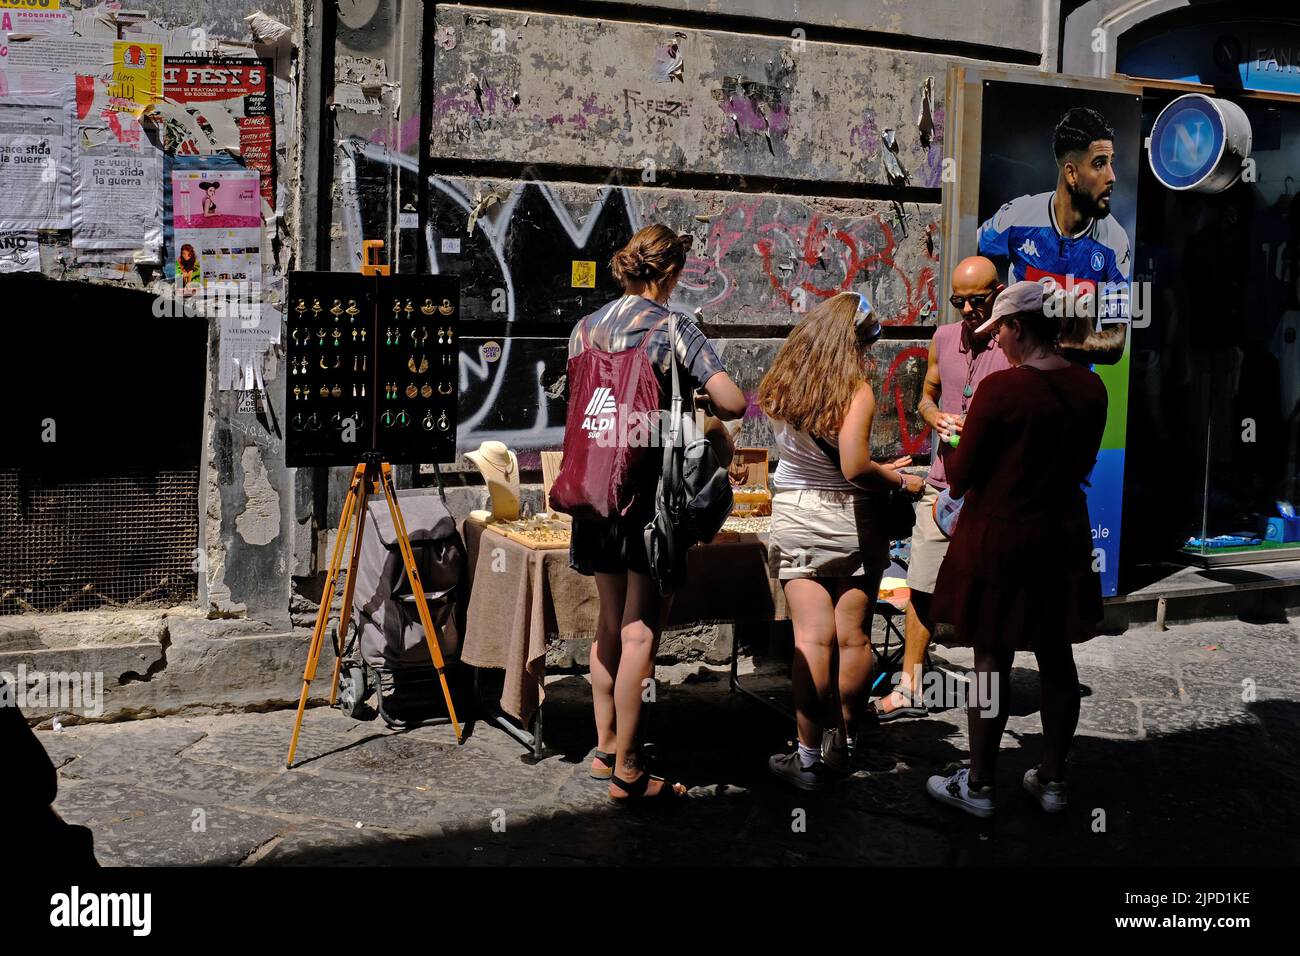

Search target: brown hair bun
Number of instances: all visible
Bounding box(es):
[610,223,688,289]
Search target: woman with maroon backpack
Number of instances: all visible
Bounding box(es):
[559,224,746,804]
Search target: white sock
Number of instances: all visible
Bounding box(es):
[797,743,821,769]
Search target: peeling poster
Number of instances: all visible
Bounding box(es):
[0,85,74,232]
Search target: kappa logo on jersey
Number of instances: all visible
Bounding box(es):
[1018,238,1039,258]
[581,387,618,437]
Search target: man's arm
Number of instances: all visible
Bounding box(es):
[1062,323,1126,366]
[916,337,944,426]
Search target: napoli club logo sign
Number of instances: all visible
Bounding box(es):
[1090,251,1104,272]
[1148,93,1252,193]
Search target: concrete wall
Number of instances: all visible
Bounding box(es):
[430,5,960,188]
[608,0,1051,57]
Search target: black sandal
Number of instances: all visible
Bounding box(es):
[868,687,928,722]
[590,750,615,780]
[608,771,687,806]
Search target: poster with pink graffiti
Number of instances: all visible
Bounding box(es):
[171,168,260,229]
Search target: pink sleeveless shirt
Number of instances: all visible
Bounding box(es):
[926,322,1011,491]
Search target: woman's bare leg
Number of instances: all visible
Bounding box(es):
[967,644,1014,789]
[590,571,627,768]
[783,577,837,749]
[832,575,882,735]
[610,570,668,796]
[1035,639,1080,782]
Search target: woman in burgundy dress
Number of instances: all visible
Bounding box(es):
[925,281,1107,819]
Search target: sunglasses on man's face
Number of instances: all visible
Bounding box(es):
[949,292,994,310]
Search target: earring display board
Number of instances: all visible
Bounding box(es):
[286,272,459,467]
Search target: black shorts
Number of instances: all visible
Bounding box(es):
[569,510,651,576]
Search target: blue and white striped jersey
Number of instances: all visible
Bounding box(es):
[978,191,1133,324]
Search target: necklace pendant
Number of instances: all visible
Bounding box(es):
[963,384,974,398]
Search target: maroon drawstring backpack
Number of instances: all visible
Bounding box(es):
[549,306,665,520]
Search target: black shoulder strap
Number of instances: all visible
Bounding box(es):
[810,434,841,469]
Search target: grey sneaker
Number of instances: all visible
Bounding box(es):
[925,768,995,818]
[821,727,852,774]
[768,751,829,792]
[1023,768,1067,813]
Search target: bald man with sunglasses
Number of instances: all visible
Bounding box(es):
[871,255,1011,721]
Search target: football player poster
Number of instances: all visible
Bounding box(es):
[975,80,1142,597]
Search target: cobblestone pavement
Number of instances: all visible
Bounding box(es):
[36,616,1300,866]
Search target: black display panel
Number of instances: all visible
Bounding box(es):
[285,272,459,467]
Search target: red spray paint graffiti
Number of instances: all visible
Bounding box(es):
[881,345,932,456]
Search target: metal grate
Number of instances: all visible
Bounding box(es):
[0,468,200,615]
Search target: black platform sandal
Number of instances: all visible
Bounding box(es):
[608,771,687,806]
[590,750,615,780]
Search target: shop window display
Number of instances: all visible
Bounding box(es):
[1126,95,1300,568]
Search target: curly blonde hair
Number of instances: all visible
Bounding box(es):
[757,293,872,439]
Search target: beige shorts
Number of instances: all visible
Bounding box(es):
[905,485,949,594]
[768,487,890,580]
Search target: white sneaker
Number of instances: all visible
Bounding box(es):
[1023,768,1068,813]
[925,768,995,819]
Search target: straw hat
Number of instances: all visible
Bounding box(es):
[464,441,520,521]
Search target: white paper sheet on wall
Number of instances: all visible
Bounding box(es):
[72,147,163,255]
[0,33,114,78]
[0,85,74,231]
[218,308,276,392]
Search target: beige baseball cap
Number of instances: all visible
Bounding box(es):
[973,279,1049,335]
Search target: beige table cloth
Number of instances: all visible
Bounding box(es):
[460,517,781,724]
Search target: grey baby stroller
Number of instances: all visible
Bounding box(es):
[334,489,466,729]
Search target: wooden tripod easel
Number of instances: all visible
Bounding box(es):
[286,454,462,767]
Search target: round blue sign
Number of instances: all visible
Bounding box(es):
[1149,95,1227,190]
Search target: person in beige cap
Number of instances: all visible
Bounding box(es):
[923,279,1108,819]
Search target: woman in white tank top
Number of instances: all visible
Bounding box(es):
[757,292,925,791]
